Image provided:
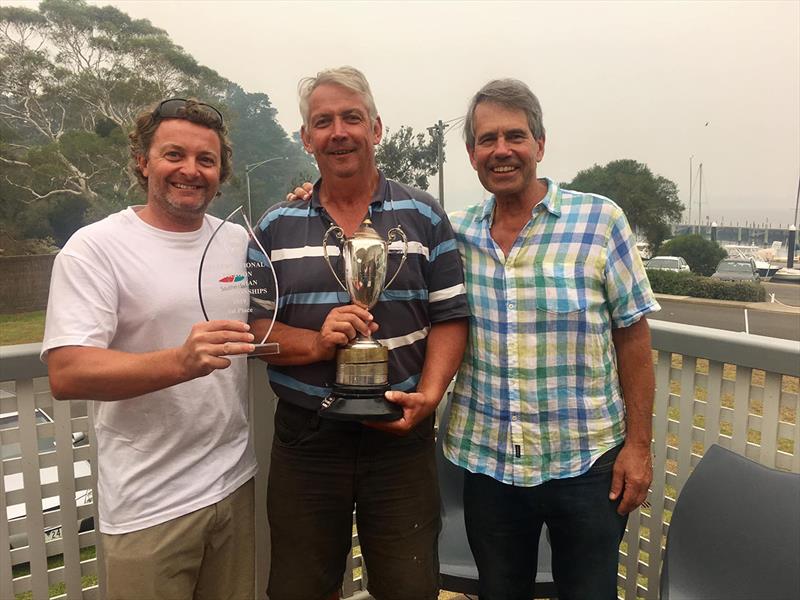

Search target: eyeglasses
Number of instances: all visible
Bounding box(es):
[153,98,224,126]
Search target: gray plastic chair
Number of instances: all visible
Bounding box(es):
[436,403,557,598]
[660,444,800,600]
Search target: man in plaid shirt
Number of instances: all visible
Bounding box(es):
[444,79,660,599]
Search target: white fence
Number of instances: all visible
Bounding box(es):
[618,321,799,598]
[2,320,798,599]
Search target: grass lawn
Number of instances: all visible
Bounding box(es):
[13,546,97,599]
[0,311,45,345]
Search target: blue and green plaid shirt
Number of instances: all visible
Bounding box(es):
[444,179,659,486]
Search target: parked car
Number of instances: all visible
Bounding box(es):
[711,258,761,282]
[646,256,691,272]
[2,397,94,549]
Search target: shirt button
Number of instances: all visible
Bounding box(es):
[508,302,514,309]
[512,415,519,422]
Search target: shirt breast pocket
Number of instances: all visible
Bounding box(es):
[534,263,588,314]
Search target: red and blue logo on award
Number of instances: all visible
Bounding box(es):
[218,274,246,283]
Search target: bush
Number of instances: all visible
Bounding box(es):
[659,234,727,276]
[645,270,695,295]
[646,270,766,302]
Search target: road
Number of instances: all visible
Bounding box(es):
[650,297,800,342]
[763,281,800,308]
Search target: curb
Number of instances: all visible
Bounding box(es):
[655,294,800,315]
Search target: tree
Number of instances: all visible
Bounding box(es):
[376,126,440,191]
[0,0,314,248]
[212,84,317,221]
[659,234,727,276]
[564,159,683,253]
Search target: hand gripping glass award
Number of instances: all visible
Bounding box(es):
[319,219,408,421]
[198,205,280,356]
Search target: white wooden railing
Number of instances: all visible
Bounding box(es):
[1,320,798,600]
[618,321,799,598]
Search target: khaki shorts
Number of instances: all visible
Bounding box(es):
[102,478,255,600]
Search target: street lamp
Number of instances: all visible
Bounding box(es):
[245,156,289,222]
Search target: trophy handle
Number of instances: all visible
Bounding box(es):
[384,226,408,290]
[322,225,348,292]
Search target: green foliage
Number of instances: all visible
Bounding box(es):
[659,234,728,276]
[376,126,440,191]
[645,270,696,296]
[564,159,683,253]
[0,0,313,250]
[646,270,766,302]
[214,84,317,221]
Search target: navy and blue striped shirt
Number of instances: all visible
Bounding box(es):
[254,172,469,411]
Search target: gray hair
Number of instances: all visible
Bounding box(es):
[463,78,545,148]
[298,66,378,126]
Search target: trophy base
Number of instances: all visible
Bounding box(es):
[319,384,403,422]
[248,342,280,358]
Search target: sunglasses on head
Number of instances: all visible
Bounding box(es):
[153,98,224,126]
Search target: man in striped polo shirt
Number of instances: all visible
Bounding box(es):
[444,79,660,599]
[251,66,469,600]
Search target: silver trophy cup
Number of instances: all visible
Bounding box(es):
[320,218,408,421]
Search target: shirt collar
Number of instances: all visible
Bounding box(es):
[309,170,388,209]
[478,177,561,223]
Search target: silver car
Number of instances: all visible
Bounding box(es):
[711,258,761,282]
[646,256,691,272]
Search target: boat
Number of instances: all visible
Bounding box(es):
[723,244,781,278]
[770,267,800,284]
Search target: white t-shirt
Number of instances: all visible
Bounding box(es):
[42,207,257,534]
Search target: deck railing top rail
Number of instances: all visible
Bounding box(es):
[651,320,799,376]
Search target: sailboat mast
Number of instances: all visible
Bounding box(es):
[698,163,704,229]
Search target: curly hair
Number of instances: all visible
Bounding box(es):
[128,98,233,190]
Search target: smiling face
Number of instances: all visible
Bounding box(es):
[300,83,382,181]
[467,101,545,202]
[137,119,221,230]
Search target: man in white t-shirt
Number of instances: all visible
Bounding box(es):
[42,98,258,600]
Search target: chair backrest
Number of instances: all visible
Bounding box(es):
[660,444,800,600]
[436,398,556,597]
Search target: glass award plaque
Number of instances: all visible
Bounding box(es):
[198,206,279,357]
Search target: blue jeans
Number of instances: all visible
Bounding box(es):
[463,444,628,600]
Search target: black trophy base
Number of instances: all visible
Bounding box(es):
[319,384,403,422]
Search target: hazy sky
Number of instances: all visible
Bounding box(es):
[20,1,800,226]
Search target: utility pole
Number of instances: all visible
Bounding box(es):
[688,155,693,229]
[428,120,447,208]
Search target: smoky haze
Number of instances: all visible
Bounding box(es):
[31,0,800,227]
